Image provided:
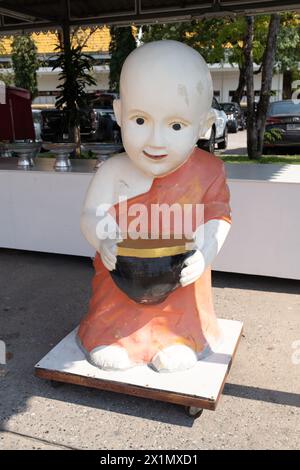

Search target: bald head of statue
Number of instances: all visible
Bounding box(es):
[113,40,214,177]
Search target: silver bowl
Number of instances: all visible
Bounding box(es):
[42,142,76,170]
[0,144,13,158]
[81,143,123,169]
[2,142,42,167]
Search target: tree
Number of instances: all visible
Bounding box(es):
[0,39,14,86]
[245,14,281,159]
[11,35,39,99]
[275,13,300,99]
[109,26,136,92]
[52,28,97,156]
[142,20,226,63]
[143,15,294,159]
[0,68,14,86]
[142,19,249,104]
[141,17,281,105]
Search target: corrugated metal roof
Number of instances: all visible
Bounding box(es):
[0,1,299,34]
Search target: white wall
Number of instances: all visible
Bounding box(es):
[34,66,110,105]
[210,65,283,103]
[0,62,284,106]
[31,63,283,105]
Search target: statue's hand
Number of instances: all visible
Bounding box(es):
[99,238,119,271]
[96,212,123,271]
[180,250,205,287]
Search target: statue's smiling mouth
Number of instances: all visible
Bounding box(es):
[143,150,168,160]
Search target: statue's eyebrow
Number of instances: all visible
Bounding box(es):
[128,109,148,115]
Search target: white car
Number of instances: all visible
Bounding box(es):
[198,97,228,153]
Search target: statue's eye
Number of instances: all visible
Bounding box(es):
[172,123,182,131]
[136,117,145,125]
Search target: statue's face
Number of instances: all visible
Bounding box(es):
[114,42,212,177]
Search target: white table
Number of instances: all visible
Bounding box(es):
[1,157,300,279]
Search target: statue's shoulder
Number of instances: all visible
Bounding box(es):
[97,152,136,176]
[192,147,225,174]
[98,152,153,185]
[97,153,153,197]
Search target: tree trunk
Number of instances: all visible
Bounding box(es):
[62,5,81,157]
[256,14,281,156]
[283,69,293,100]
[74,125,81,158]
[231,65,246,104]
[245,14,281,159]
[244,16,257,159]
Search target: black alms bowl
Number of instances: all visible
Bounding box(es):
[110,250,195,305]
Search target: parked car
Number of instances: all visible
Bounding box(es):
[87,91,118,110]
[41,104,120,144]
[197,97,228,153]
[220,102,245,133]
[41,107,99,142]
[93,108,121,143]
[263,100,300,153]
[87,92,121,142]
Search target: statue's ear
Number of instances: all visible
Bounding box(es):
[113,99,122,127]
[199,108,216,138]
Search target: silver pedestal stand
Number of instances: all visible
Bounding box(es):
[42,143,76,171]
[1,142,42,168]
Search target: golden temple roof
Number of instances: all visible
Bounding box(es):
[0,26,111,55]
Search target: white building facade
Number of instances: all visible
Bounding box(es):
[31,61,283,106]
[33,64,110,105]
[210,63,283,104]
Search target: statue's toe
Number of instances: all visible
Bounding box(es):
[150,345,198,373]
[89,345,133,371]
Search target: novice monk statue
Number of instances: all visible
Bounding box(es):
[78,40,231,372]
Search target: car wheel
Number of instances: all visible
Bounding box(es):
[231,122,238,133]
[203,127,216,153]
[218,126,228,150]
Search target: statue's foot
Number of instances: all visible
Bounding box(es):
[150,345,198,373]
[89,345,133,371]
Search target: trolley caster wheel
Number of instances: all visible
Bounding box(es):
[184,406,203,418]
[50,380,63,388]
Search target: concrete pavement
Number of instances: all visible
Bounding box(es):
[0,249,299,450]
[220,129,247,155]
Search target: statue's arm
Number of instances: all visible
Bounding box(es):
[180,219,231,287]
[80,153,153,270]
[180,162,231,287]
[80,160,117,254]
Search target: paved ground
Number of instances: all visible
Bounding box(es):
[0,249,299,450]
[220,129,247,155]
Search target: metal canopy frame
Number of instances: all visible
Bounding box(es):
[0,0,299,34]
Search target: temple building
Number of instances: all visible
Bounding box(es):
[0,27,283,106]
[0,27,111,105]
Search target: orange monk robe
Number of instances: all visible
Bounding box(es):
[78,148,231,364]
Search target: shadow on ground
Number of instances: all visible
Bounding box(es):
[212,271,300,295]
[0,248,299,443]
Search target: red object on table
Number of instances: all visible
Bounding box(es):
[0,86,35,141]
